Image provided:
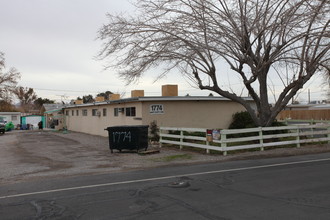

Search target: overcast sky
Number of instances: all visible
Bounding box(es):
[0,0,326,103]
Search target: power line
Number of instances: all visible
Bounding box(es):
[33,87,101,94]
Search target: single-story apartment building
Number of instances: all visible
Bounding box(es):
[63,85,256,137]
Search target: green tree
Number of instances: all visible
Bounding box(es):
[34,98,55,109]
[96,91,113,100]
[82,94,94,103]
[98,0,330,127]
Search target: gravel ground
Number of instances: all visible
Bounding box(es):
[1,130,330,185]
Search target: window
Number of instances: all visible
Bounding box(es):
[126,107,136,117]
[114,107,131,116]
[76,110,79,116]
[82,109,88,116]
[66,110,69,116]
[11,115,18,121]
[72,110,74,116]
[103,108,107,117]
[92,109,98,116]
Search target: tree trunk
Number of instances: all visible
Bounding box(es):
[257,72,271,126]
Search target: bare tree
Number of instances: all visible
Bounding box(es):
[14,87,37,112]
[98,0,330,126]
[0,52,21,101]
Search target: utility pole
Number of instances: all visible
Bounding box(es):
[56,94,68,104]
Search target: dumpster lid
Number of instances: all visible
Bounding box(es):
[105,125,149,129]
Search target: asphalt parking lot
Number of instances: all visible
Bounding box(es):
[0,130,222,185]
[2,130,330,185]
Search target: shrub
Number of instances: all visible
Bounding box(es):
[229,111,256,129]
[264,120,288,135]
[228,111,288,139]
[229,111,287,130]
[149,120,160,142]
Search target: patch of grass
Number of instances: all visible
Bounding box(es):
[151,154,192,162]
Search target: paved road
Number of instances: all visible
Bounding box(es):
[1,153,330,219]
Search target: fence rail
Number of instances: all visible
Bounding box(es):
[159,123,330,155]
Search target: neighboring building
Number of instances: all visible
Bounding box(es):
[43,104,66,113]
[284,104,320,110]
[21,115,45,129]
[0,112,21,127]
[63,85,255,137]
[43,104,66,130]
[309,104,330,110]
[278,104,330,120]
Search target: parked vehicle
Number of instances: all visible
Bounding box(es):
[0,117,6,134]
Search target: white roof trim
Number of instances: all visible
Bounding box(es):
[63,96,254,109]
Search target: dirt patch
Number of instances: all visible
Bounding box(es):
[1,130,330,185]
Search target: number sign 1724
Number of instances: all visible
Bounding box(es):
[150,104,164,114]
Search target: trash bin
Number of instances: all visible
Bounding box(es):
[105,125,149,153]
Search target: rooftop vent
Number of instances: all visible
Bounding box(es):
[74,100,83,105]
[131,90,145,98]
[95,96,105,102]
[109,94,120,100]
[162,84,178,97]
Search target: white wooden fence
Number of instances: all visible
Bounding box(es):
[159,123,330,156]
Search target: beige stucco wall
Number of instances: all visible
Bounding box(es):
[64,99,251,137]
[65,102,143,137]
[141,100,247,129]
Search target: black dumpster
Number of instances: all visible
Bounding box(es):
[105,125,149,153]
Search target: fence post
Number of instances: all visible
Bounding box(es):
[180,130,183,150]
[205,129,210,154]
[159,128,163,148]
[206,140,210,154]
[259,127,264,151]
[328,125,330,144]
[221,132,227,156]
[296,127,300,148]
[309,119,314,138]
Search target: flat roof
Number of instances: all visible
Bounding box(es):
[63,96,254,109]
[309,104,330,109]
[43,104,66,111]
[0,112,21,115]
[44,108,63,114]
